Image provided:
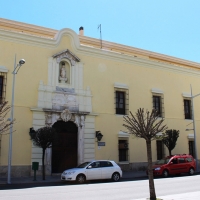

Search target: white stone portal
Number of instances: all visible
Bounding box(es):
[31,49,95,174]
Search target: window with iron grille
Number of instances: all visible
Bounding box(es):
[0,73,7,103]
[184,99,192,119]
[153,95,163,117]
[118,140,128,162]
[115,89,129,115]
[189,141,195,157]
[156,140,164,160]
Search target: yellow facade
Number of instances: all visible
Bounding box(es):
[0,18,200,176]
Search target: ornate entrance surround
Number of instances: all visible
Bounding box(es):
[31,49,95,175]
[44,109,87,170]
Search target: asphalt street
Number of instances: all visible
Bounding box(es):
[0,175,200,200]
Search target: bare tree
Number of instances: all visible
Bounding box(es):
[0,101,15,135]
[30,127,57,180]
[123,108,167,200]
[162,129,179,156]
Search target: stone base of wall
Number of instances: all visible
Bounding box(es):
[0,165,52,177]
[0,165,31,177]
[118,162,148,171]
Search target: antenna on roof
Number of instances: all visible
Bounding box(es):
[98,24,102,49]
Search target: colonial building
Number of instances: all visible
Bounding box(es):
[0,18,200,176]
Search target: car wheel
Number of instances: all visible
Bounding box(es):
[189,168,195,175]
[76,174,86,184]
[112,172,120,182]
[162,169,169,178]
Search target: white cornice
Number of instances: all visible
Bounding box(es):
[152,88,164,94]
[1,18,200,69]
[0,66,8,72]
[187,134,194,139]
[182,93,192,98]
[1,26,200,77]
[118,131,130,138]
[114,83,129,89]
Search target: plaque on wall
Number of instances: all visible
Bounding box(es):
[98,142,105,146]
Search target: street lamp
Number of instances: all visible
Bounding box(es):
[7,56,25,184]
[186,85,200,173]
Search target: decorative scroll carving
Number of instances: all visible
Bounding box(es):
[80,115,85,127]
[45,113,52,126]
[61,109,72,122]
[74,115,80,127]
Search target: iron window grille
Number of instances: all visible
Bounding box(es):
[118,140,129,162]
[0,73,7,103]
[189,141,195,157]
[184,99,192,119]
[115,89,129,115]
[156,140,164,160]
[152,95,164,117]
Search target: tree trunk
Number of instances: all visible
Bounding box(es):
[42,148,45,180]
[169,149,172,156]
[146,140,156,200]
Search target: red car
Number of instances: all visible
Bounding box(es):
[149,154,196,177]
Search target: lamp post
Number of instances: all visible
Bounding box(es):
[190,85,199,173]
[7,56,25,184]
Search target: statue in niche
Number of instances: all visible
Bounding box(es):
[59,62,68,83]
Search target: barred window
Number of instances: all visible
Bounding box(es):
[118,140,129,162]
[156,140,164,160]
[115,89,129,115]
[0,73,7,103]
[189,141,195,157]
[153,96,162,117]
[152,95,164,117]
[184,99,192,119]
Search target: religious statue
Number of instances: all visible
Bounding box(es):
[59,62,68,83]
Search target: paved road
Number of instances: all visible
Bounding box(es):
[0,175,200,200]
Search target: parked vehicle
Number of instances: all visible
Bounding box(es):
[148,154,196,177]
[61,160,122,184]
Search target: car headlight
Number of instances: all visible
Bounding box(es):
[68,171,75,175]
[154,167,161,171]
[63,171,75,175]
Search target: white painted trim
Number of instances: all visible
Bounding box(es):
[114,83,129,89]
[0,66,8,72]
[188,134,194,139]
[151,88,164,94]
[118,131,130,138]
[182,93,192,98]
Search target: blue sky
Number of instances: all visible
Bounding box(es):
[1,0,200,63]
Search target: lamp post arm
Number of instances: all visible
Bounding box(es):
[192,93,200,99]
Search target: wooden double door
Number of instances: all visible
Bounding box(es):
[52,121,78,173]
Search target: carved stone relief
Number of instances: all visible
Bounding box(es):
[45,110,85,128]
[61,109,72,122]
[52,93,78,112]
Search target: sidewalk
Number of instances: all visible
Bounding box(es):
[0,171,147,185]
[135,191,200,200]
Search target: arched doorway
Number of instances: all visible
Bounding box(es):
[52,120,78,173]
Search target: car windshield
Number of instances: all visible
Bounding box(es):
[155,158,170,165]
[77,162,91,168]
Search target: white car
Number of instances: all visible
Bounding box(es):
[61,160,122,184]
